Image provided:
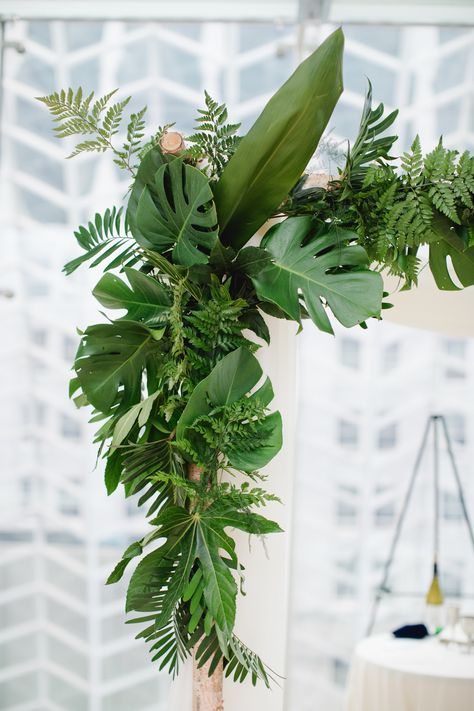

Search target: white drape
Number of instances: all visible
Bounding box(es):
[346,634,474,711]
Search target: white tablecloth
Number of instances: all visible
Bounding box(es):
[346,634,474,711]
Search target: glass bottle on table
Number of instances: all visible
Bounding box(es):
[425,558,444,635]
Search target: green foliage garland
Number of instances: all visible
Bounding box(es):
[38,28,474,690]
[280,82,474,289]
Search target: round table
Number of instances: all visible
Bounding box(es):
[346,634,474,711]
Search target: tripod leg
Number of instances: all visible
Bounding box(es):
[366,416,432,636]
[433,416,440,568]
[440,416,474,555]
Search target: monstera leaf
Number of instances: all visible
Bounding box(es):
[127,146,172,245]
[134,158,218,266]
[429,212,474,289]
[176,348,282,472]
[213,28,344,250]
[74,321,164,413]
[92,267,171,325]
[238,216,383,334]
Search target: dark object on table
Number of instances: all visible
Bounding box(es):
[392,624,429,639]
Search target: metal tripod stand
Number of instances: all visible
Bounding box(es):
[367,414,474,635]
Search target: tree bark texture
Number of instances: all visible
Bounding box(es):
[187,462,224,711]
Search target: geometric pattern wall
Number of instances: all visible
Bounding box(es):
[0,15,474,710]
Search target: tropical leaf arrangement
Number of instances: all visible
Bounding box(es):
[38,28,474,693]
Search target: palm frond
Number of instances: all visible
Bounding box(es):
[63,206,140,275]
[120,439,185,515]
[341,81,398,192]
[194,630,278,687]
[130,603,194,677]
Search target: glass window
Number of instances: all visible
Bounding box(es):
[442,491,463,520]
[31,328,48,347]
[381,342,400,372]
[377,423,397,449]
[335,581,356,599]
[445,367,466,380]
[332,657,349,688]
[338,419,358,448]
[446,413,466,444]
[58,490,80,517]
[442,339,466,358]
[60,414,82,440]
[336,500,358,525]
[340,337,361,369]
[62,335,78,362]
[374,502,395,527]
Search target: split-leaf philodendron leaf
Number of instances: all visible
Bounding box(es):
[75,321,164,413]
[429,212,474,290]
[93,267,171,325]
[238,216,383,334]
[134,158,219,266]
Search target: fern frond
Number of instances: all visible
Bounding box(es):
[424,140,461,223]
[184,279,256,380]
[429,183,460,224]
[215,482,281,509]
[68,140,108,158]
[186,91,241,180]
[91,89,119,119]
[401,135,423,185]
[37,87,147,174]
[114,107,147,170]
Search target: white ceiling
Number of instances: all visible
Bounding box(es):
[0,0,473,25]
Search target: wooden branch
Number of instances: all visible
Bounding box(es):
[160,130,185,155]
[192,651,224,711]
[187,462,224,711]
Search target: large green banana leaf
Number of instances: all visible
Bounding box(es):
[134,158,218,266]
[238,216,383,334]
[429,212,474,289]
[213,28,344,250]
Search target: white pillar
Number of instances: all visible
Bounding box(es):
[224,317,297,711]
[168,318,297,711]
